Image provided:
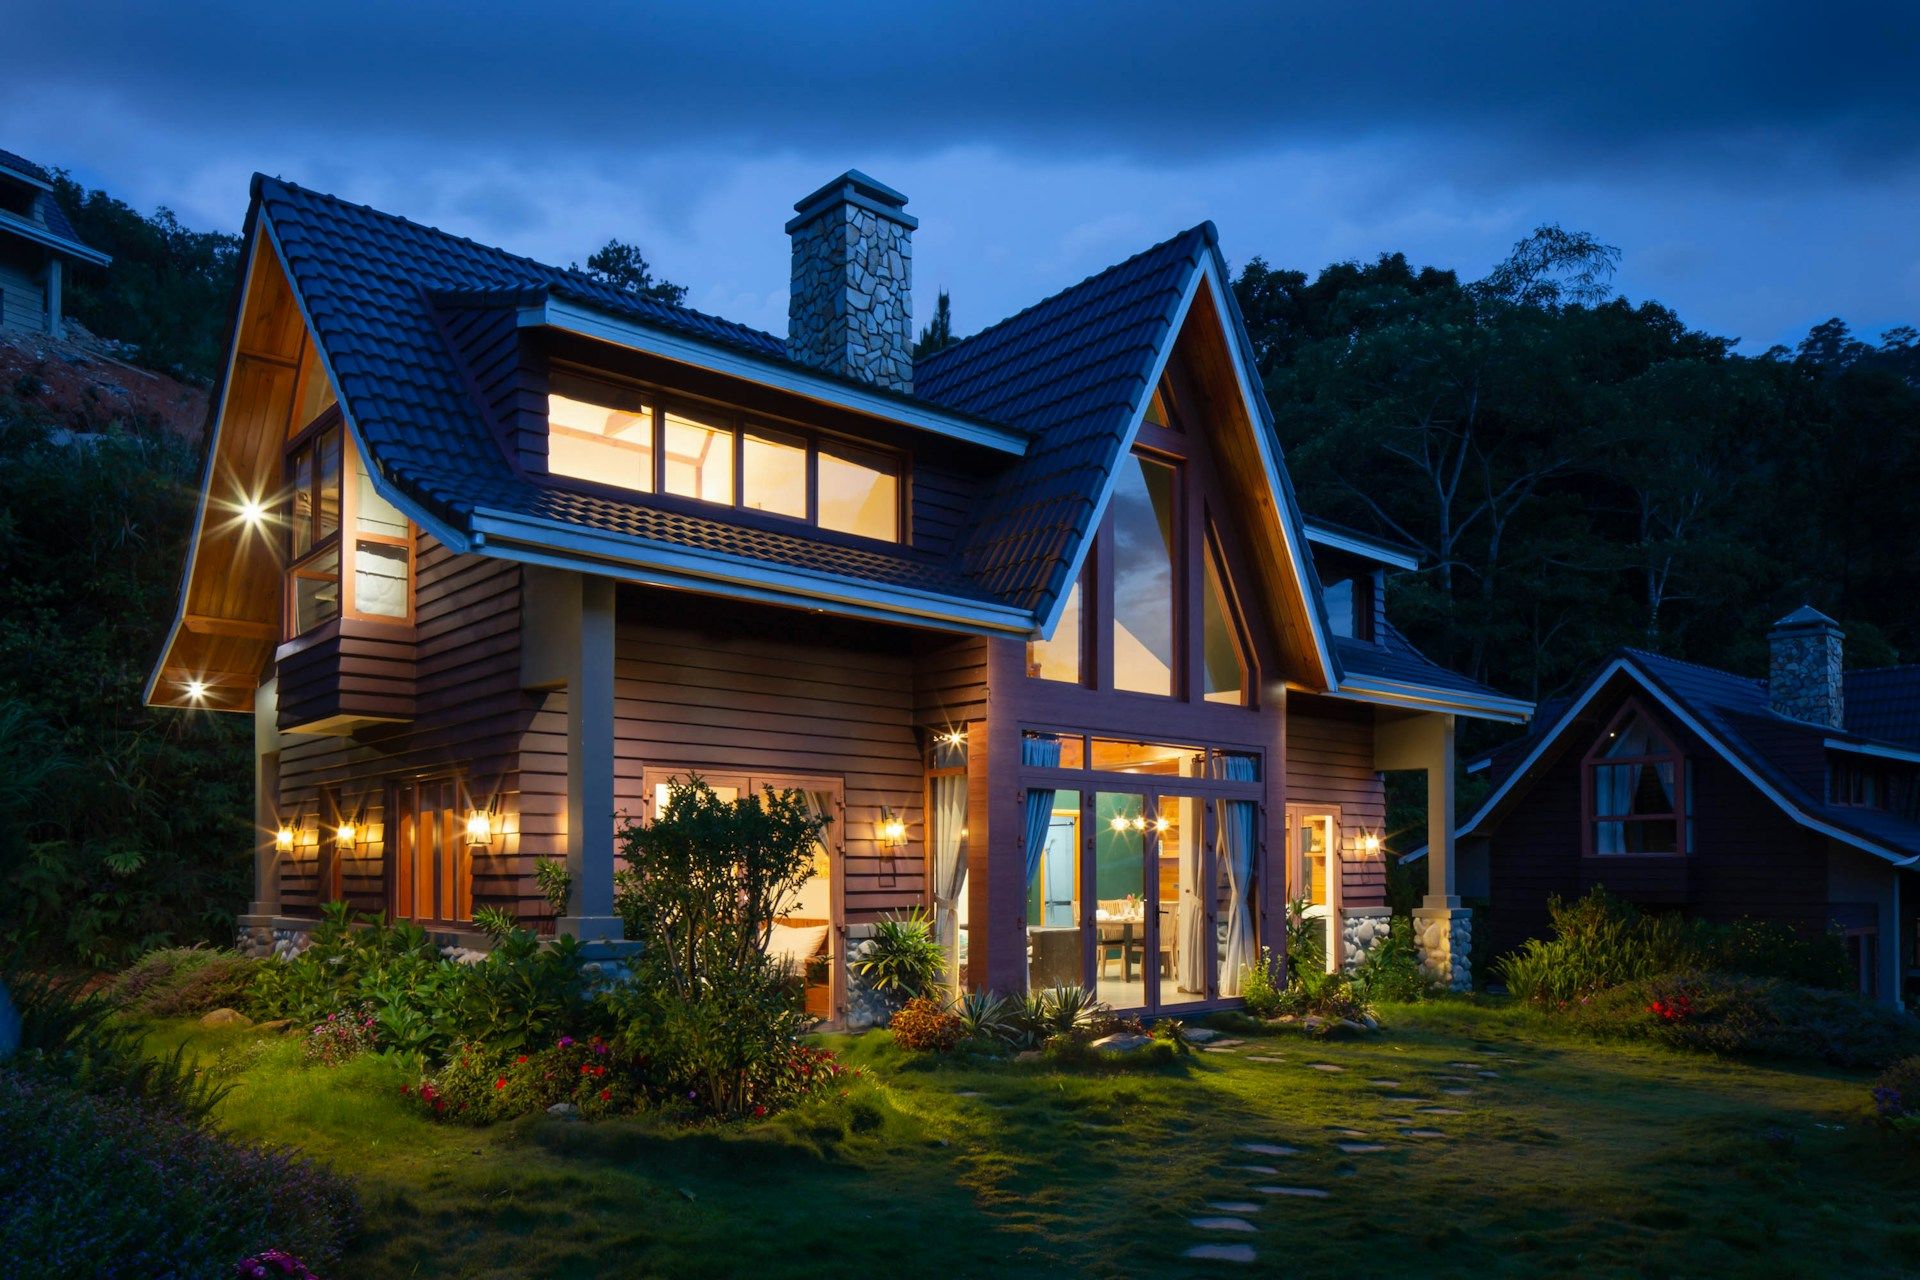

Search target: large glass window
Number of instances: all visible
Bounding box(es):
[663,409,733,504]
[284,418,412,637]
[1202,541,1248,704]
[1111,454,1178,695]
[1585,707,1685,854]
[549,378,654,492]
[743,429,808,519]
[818,443,899,541]
[1028,569,1083,683]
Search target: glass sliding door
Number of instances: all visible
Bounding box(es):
[1157,795,1209,1009]
[1094,791,1150,1009]
[1027,789,1083,992]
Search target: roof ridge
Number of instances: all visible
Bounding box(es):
[254,173,785,349]
[1622,646,1763,686]
[1848,662,1920,676]
[918,222,1212,375]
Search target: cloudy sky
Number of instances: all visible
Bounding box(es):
[5,2,1916,351]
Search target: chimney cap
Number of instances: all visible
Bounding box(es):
[786,169,918,234]
[1769,604,1842,634]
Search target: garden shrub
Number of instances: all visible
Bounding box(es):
[849,908,947,1003]
[1350,915,1435,1004]
[106,946,216,1011]
[1568,971,1920,1069]
[1239,946,1286,1019]
[951,990,1013,1044]
[406,1034,636,1124]
[1871,1057,1920,1136]
[1499,888,1852,1004]
[605,777,825,1117]
[135,951,259,1018]
[303,1006,378,1067]
[889,996,964,1052]
[0,1068,357,1276]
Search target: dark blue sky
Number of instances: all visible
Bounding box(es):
[5,1,1916,350]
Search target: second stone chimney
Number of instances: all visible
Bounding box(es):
[1768,605,1845,728]
[785,170,915,393]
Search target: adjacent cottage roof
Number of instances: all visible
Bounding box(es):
[0,148,107,265]
[1454,647,1920,864]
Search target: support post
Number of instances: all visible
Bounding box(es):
[44,257,62,339]
[1376,711,1471,990]
[559,574,623,941]
[238,679,282,956]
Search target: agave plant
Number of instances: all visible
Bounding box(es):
[951,990,1012,1042]
[1042,985,1107,1034]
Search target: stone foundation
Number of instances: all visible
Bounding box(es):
[1412,906,1473,991]
[235,917,313,960]
[842,923,895,1030]
[1339,907,1395,973]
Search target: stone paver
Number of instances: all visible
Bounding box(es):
[1381,1095,1425,1104]
[1440,1088,1472,1097]
[1307,1063,1345,1072]
[1476,1070,1501,1078]
[1254,1185,1331,1198]
[954,1091,985,1098]
[1184,1243,1258,1263]
[1418,1106,1464,1115]
[1248,1055,1286,1063]
[1230,1164,1280,1175]
[1334,1128,1368,1138]
[1192,1216,1258,1233]
[1207,1201,1262,1214]
[1236,1142,1303,1157]
[1186,1028,1223,1044]
[1366,1078,1402,1087]
[1335,1142,1387,1154]
[1400,1128,1447,1139]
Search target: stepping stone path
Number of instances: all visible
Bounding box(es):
[1381,1095,1424,1104]
[1185,1028,1224,1044]
[954,1091,985,1098]
[1255,1185,1330,1199]
[1440,1087,1473,1097]
[1207,1202,1262,1214]
[1248,1055,1286,1063]
[1336,1142,1387,1155]
[1237,1142,1302,1157]
[1183,1244,1257,1264]
[1401,1129,1447,1139]
[1192,1216,1258,1233]
[1231,1164,1280,1175]
[1476,1070,1500,1078]
[1307,1063,1345,1072]
[1366,1078,1402,1088]
[1418,1107,1464,1116]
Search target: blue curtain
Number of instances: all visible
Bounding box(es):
[1022,735,1062,893]
[1209,753,1260,995]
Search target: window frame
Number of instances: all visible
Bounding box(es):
[543,367,908,547]
[1581,699,1689,857]
[281,408,417,639]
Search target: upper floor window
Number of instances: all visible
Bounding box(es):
[1111,452,1178,695]
[1584,705,1687,855]
[284,413,413,637]
[546,371,902,543]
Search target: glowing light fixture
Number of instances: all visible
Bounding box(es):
[877,807,908,849]
[274,825,295,853]
[1109,815,1130,833]
[1153,815,1171,834]
[938,727,967,749]
[238,497,267,526]
[465,808,495,848]
[336,821,357,849]
[185,679,207,700]
[1358,832,1382,856]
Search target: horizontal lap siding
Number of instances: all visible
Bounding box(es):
[1286,698,1388,907]
[1484,682,1830,960]
[277,539,539,922]
[613,592,928,923]
[912,634,990,726]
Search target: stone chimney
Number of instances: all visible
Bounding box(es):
[1767,605,1845,727]
[785,170,915,393]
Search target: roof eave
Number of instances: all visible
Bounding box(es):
[1304,521,1422,572]
[1323,676,1534,723]
[0,208,110,266]
[524,296,1031,457]
[468,506,1035,639]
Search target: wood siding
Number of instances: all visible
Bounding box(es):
[1481,678,1829,960]
[276,537,542,923]
[608,591,930,923]
[276,618,417,730]
[1286,695,1389,906]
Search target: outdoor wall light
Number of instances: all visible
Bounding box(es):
[274,825,295,854]
[185,679,207,700]
[877,807,908,849]
[238,496,267,527]
[465,808,495,848]
[336,821,357,850]
[938,727,966,749]
[1358,832,1382,855]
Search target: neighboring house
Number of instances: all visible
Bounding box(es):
[1443,607,1920,1006]
[148,169,1527,1021]
[0,149,109,337]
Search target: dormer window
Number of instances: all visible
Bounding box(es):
[546,371,902,544]
[1583,704,1688,855]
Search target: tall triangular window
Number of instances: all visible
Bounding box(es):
[1202,535,1250,705]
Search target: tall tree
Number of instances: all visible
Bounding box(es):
[575,239,687,306]
[915,289,956,358]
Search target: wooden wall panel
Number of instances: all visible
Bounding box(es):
[612,591,929,923]
[1285,696,1389,907]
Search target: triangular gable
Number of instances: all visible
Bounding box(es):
[918,224,1337,687]
[1457,655,1916,866]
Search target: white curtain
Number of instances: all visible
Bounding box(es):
[1594,764,1634,853]
[1177,814,1206,996]
[929,773,969,989]
[1210,753,1260,997]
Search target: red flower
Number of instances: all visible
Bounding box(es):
[495,1077,508,1090]
[752,1104,767,1117]
[599,1089,611,1101]
[593,1065,607,1077]
[515,1055,528,1064]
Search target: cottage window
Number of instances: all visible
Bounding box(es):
[283,410,415,638]
[1201,538,1250,705]
[1584,705,1687,855]
[1111,452,1178,695]
[545,374,902,543]
[1028,566,1085,683]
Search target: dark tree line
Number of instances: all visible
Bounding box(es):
[1233,232,1920,728]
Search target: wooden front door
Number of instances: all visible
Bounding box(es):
[389,779,472,926]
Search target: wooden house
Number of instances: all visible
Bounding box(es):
[0,148,108,338]
[148,170,1527,1019]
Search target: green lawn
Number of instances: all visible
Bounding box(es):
[149,1000,1920,1278]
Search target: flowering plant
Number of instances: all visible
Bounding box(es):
[304,1005,377,1066]
[1646,994,1694,1023]
[234,1249,318,1278]
[405,1034,637,1123]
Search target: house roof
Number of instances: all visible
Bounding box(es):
[1336,619,1519,706]
[0,148,106,266]
[1452,647,1920,864]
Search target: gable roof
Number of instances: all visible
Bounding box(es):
[0,148,107,266]
[1454,647,1920,865]
[1334,619,1530,718]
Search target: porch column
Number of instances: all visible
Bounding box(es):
[1376,711,1471,990]
[247,678,283,919]
[44,257,63,339]
[970,638,1028,995]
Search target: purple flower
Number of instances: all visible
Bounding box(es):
[557,1035,575,1049]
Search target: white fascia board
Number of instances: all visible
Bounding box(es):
[1031,264,1205,641]
[1198,252,1338,690]
[0,208,111,266]
[1304,523,1421,572]
[1459,657,1916,867]
[256,214,473,557]
[526,298,1029,457]
[144,224,267,707]
[1320,676,1533,723]
[468,507,1035,638]
[1825,737,1920,766]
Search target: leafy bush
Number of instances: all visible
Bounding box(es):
[998,986,1112,1050]
[890,996,964,1052]
[1871,1057,1920,1136]
[1499,888,1851,1004]
[1350,916,1435,1004]
[108,947,260,1018]
[849,908,947,1002]
[472,905,518,943]
[1567,971,1920,1069]
[405,1034,635,1124]
[606,777,824,1117]
[951,990,1013,1044]
[0,1068,356,1276]
[303,1006,378,1067]
[1239,947,1286,1019]
[535,857,572,917]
